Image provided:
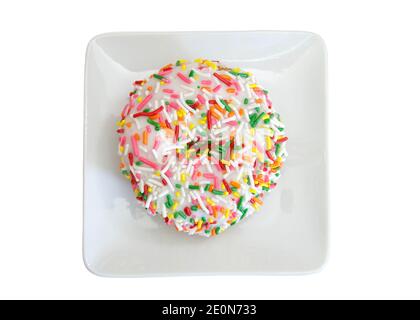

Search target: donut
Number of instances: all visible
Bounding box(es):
[117,59,288,237]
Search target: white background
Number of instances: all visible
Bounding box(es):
[0,0,419,300]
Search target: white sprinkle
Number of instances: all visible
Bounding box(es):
[145,195,152,209]
[181,84,195,92]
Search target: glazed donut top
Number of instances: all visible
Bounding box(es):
[117,59,288,237]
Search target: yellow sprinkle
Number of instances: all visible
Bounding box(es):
[137,96,143,103]
[119,146,124,153]
[155,171,161,177]
[168,214,174,219]
[249,188,257,194]
[197,220,203,229]
[181,173,186,183]
[181,64,186,70]
[160,81,165,85]
[194,58,203,63]
[249,84,258,88]
[266,136,272,150]
[232,67,241,73]
[252,147,257,153]
[208,217,214,223]
[148,187,152,192]
[173,202,178,210]
[220,159,230,165]
[194,75,199,81]
[173,120,179,125]
[250,128,255,136]
[189,123,195,130]
[198,119,206,125]
[233,191,240,198]
[175,191,181,198]
[206,198,216,206]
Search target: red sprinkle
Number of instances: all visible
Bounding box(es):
[175,125,180,142]
[128,152,134,166]
[213,73,232,86]
[207,110,212,129]
[132,106,163,118]
[222,179,232,194]
[162,179,167,186]
[184,207,192,216]
[277,136,288,143]
[266,150,276,162]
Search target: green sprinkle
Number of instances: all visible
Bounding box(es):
[188,70,195,78]
[175,183,182,189]
[176,211,186,219]
[188,185,200,190]
[251,112,266,128]
[244,98,249,105]
[215,226,221,234]
[165,202,171,209]
[185,99,195,105]
[230,220,237,226]
[229,70,239,76]
[121,170,129,175]
[153,74,164,80]
[191,205,198,211]
[201,217,206,222]
[212,190,225,195]
[231,187,238,192]
[166,195,173,207]
[147,118,159,127]
[205,229,210,234]
[204,184,211,191]
[238,73,249,78]
[275,143,281,156]
[237,196,244,209]
[262,186,270,191]
[176,60,181,66]
[264,118,270,124]
[135,161,143,166]
[263,89,269,94]
[143,108,150,112]
[220,99,232,112]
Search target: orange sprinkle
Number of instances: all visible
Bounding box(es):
[125,122,132,128]
[230,181,241,188]
[201,86,213,92]
[254,197,263,205]
[214,103,226,114]
[211,228,216,236]
[210,108,221,120]
[228,111,235,118]
[134,132,140,141]
[142,130,148,145]
[226,88,236,93]
[119,162,125,169]
[256,98,263,104]
[239,108,245,116]
[209,184,214,192]
[147,86,153,91]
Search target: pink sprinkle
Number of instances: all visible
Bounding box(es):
[201,80,212,85]
[213,85,221,93]
[163,89,174,94]
[153,136,160,150]
[131,135,140,158]
[137,156,159,170]
[135,173,141,180]
[197,94,206,104]
[233,81,241,92]
[165,170,173,178]
[168,101,180,110]
[121,104,130,117]
[203,173,215,179]
[177,72,192,84]
[146,125,152,133]
[226,121,238,126]
[170,93,180,99]
[136,94,153,111]
[119,135,126,146]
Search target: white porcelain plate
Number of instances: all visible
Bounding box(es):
[83,31,328,277]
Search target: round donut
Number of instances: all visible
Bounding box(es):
[117,59,288,237]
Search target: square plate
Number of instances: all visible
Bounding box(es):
[83,31,328,277]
